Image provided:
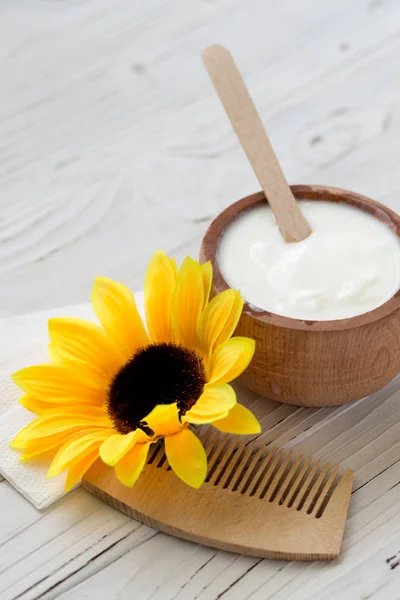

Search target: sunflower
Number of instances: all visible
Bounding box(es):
[10,251,260,491]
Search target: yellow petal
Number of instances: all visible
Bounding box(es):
[20,447,59,464]
[48,317,121,383]
[185,382,236,424]
[184,411,230,425]
[65,449,100,492]
[19,395,55,415]
[171,257,204,348]
[165,428,207,488]
[209,337,255,384]
[145,404,181,437]
[12,364,105,406]
[212,403,261,434]
[201,261,213,311]
[92,277,149,361]
[99,430,147,466]
[11,406,112,446]
[18,429,86,458]
[214,292,243,349]
[20,430,79,451]
[48,344,58,363]
[145,251,177,343]
[48,429,112,478]
[114,442,151,487]
[199,290,243,357]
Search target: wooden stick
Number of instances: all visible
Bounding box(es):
[202,45,312,243]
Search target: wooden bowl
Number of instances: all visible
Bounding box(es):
[200,185,400,406]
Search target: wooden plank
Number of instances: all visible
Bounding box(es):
[0,485,158,600]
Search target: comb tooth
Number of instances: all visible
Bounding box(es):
[274,453,304,505]
[310,465,339,516]
[206,431,225,462]
[296,461,327,511]
[148,443,162,464]
[284,456,314,507]
[199,425,213,447]
[236,443,266,494]
[261,451,293,501]
[157,449,168,468]
[245,447,276,497]
[229,441,259,491]
[320,469,353,519]
[219,437,248,489]
[252,449,284,498]
[206,434,230,481]
[209,437,238,485]
[293,459,321,510]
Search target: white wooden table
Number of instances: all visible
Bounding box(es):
[1,1,400,598]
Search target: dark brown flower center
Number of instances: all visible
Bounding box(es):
[107,343,206,435]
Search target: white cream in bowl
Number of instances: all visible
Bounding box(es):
[218,201,400,321]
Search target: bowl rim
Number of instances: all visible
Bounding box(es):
[200,184,400,331]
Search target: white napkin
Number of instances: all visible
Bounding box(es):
[0,292,145,510]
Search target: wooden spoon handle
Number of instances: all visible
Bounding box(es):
[202,45,311,243]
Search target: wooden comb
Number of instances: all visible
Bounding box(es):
[82,427,353,561]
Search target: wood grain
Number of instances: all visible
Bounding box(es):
[1,0,400,598]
